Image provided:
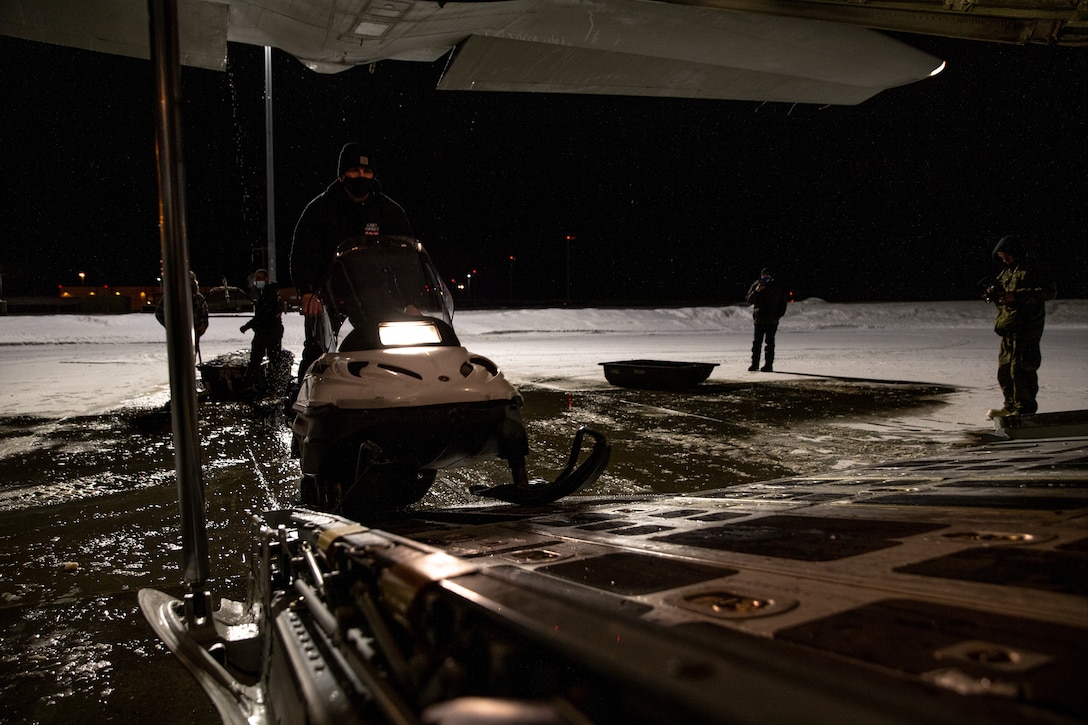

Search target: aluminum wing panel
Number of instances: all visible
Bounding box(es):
[431,1,944,105]
[1,0,943,103]
[0,0,229,70]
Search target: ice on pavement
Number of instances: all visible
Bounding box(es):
[1,300,1085,440]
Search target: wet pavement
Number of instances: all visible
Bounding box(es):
[0,379,963,723]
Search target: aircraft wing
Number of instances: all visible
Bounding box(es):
[2,0,1077,105]
[0,0,229,72]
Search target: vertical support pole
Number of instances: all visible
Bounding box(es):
[148,0,213,622]
[264,46,277,282]
[565,234,573,304]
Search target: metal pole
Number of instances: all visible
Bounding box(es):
[565,235,571,304]
[264,46,277,282]
[148,0,212,606]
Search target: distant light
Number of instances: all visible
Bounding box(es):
[378,320,441,346]
[929,61,946,77]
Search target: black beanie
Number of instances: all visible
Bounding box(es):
[337,143,374,177]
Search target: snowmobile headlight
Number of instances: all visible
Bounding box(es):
[378,320,442,346]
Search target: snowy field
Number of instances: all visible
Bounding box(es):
[0,299,1085,725]
[1,299,1085,440]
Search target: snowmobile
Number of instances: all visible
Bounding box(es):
[290,234,610,512]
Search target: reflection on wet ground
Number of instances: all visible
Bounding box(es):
[0,379,959,723]
[439,380,960,501]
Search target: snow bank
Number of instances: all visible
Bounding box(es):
[1,300,1085,424]
[3,299,1084,345]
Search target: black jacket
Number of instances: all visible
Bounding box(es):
[290,180,412,295]
[241,283,284,333]
[745,278,789,325]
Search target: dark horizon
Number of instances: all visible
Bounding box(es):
[1,33,1084,304]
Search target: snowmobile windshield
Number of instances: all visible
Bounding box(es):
[326,236,457,350]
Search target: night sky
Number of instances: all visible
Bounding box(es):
[1,32,1084,303]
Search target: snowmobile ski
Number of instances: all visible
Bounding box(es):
[470,426,612,505]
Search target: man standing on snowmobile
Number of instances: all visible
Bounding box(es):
[987,235,1056,417]
[745,267,789,372]
[290,143,413,379]
[240,268,284,382]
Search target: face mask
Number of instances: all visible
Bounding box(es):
[343,177,377,198]
[760,276,771,284]
[255,281,266,289]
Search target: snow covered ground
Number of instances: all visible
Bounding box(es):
[1,300,1086,442]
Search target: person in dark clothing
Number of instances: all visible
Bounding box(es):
[155,270,209,358]
[744,267,789,372]
[986,235,1056,417]
[289,143,412,379]
[240,268,284,378]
